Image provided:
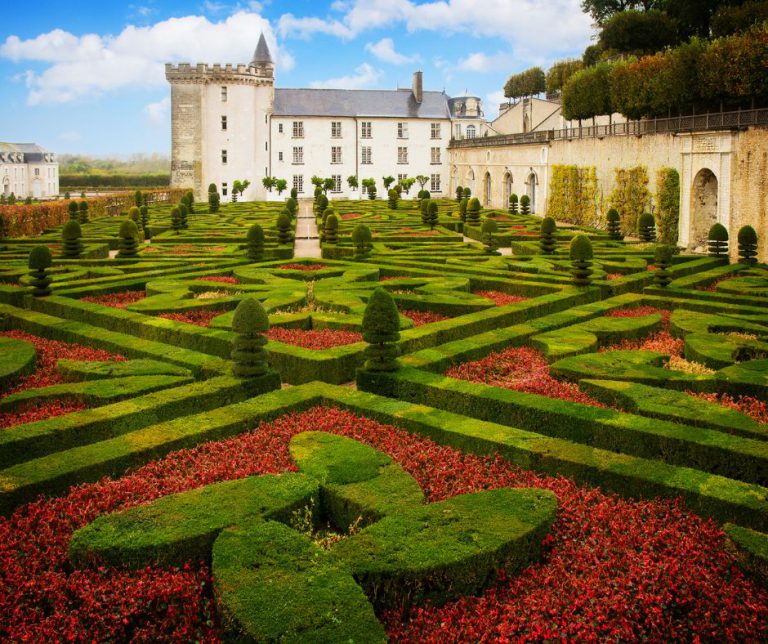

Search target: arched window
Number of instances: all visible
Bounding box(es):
[466,125,476,139]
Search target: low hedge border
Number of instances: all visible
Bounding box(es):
[724,524,768,587]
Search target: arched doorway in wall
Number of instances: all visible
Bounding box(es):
[503,172,512,208]
[690,168,718,247]
[526,171,538,214]
[483,172,492,206]
[466,168,475,196]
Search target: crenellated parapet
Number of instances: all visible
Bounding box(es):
[165,62,274,86]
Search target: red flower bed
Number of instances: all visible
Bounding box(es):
[606,273,623,280]
[401,309,451,326]
[697,277,728,292]
[379,275,406,282]
[158,310,223,327]
[446,346,607,408]
[341,212,362,220]
[0,407,764,641]
[277,263,326,271]
[474,290,529,307]
[80,290,146,309]
[0,330,124,429]
[692,392,768,425]
[602,308,683,356]
[266,327,363,349]
[194,276,239,285]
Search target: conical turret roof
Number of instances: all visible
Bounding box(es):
[250,33,273,66]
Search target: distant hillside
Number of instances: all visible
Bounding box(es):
[59,153,170,175]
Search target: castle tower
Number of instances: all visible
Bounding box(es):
[165,33,275,201]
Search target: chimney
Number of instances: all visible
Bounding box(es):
[412,71,423,104]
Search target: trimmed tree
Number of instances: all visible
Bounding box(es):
[467,198,481,226]
[481,218,499,254]
[231,298,271,378]
[361,288,400,372]
[276,213,292,245]
[78,201,89,224]
[68,201,79,220]
[324,213,339,244]
[708,223,729,257]
[184,191,195,214]
[420,197,430,222]
[458,197,469,223]
[290,187,298,200]
[171,206,182,233]
[606,208,623,240]
[569,234,594,287]
[61,220,84,259]
[179,203,189,229]
[28,245,53,297]
[286,197,298,218]
[134,190,143,208]
[352,223,373,259]
[737,225,758,265]
[463,187,472,199]
[509,193,519,214]
[520,195,531,215]
[455,185,463,202]
[388,188,399,210]
[208,186,221,213]
[539,216,557,254]
[637,212,656,242]
[140,205,150,239]
[128,206,141,224]
[246,224,265,262]
[117,220,140,258]
[426,201,439,230]
[654,244,674,287]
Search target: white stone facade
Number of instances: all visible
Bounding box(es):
[0,143,59,199]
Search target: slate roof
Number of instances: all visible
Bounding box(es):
[0,142,54,163]
[251,33,273,66]
[273,88,451,119]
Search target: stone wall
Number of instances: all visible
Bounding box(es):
[170,83,203,197]
[732,129,768,262]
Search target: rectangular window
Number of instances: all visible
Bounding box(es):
[397,146,408,164]
[221,115,227,131]
[34,168,40,176]
[278,151,283,162]
[397,122,408,139]
[331,121,342,138]
[278,123,283,134]
[430,174,441,192]
[331,146,342,164]
[292,146,303,164]
[293,175,304,194]
[292,121,304,138]
[397,173,408,182]
[361,146,372,165]
[361,121,372,138]
[361,183,368,195]
[222,182,228,196]
[431,122,441,139]
[431,147,441,164]
[331,175,342,193]
[221,149,228,164]
[221,86,227,102]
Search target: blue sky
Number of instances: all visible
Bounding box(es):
[0,1,595,156]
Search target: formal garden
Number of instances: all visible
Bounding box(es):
[0,187,766,641]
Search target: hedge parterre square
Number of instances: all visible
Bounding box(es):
[0,196,766,641]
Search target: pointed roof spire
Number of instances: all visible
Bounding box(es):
[250,32,273,66]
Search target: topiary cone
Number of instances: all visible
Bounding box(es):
[352,223,372,259]
[481,218,499,254]
[28,244,53,296]
[246,224,265,261]
[117,219,140,258]
[539,216,557,254]
[276,213,292,245]
[653,244,674,287]
[361,288,400,372]
[569,234,594,287]
[737,225,758,265]
[637,212,656,243]
[61,220,84,259]
[324,213,339,244]
[707,223,729,258]
[606,208,623,241]
[231,298,270,378]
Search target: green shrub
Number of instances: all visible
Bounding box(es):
[367,185,377,200]
[134,190,143,208]
[520,195,531,215]
[128,206,141,224]
[290,187,298,200]
[361,288,400,372]
[184,190,195,214]
[231,298,270,378]
[68,201,79,221]
[455,185,463,202]
[208,189,220,214]
[178,203,189,229]
[737,225,758,265]
[170,206,182,233]
[463,187,472,199]
[481,219,498,254]
[569,234,594,286]
[28,245,53,296]
[708,223,729,257]
[387,188,399,210]
[509,193,519,214]
[467,198,481,225]
[246,224,265,262]
[324,213,339,244]
[286,197,298,218]
[539,216,557,254]
[61,220,83,259]
[426,201,439,230]
[352,224,372,259]
[458,198,468,223]
[78,201,89,224]
[654,244,674,287]
[606,208,623,240]
[139,205,150,238]
[277,213,292,245]
[117,220,140,258]
[638,212,656,242]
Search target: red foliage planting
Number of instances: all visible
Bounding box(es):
[277,263,326,271]
[158,310,222,327]
[401,309,450,326]
[0,330,124,429]
[340,213,362,220]
[693,392,768,425]
[267,327,363,349]
[605,306,671,326]
[698,277,728,292]
[169,245,198,255]
[0,407,764,641]
[446,346,607,408]
[194,276,239,284]
[474,290,529,307]
[80,290,146,309]
[606,273,623,281]
[379,275,406,282]
[602,308,684,356]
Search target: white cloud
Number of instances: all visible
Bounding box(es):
[310,62,382,89]
[485,90,507,121]
[364,37,417,65]
[0,11,289,105]
[144,96,170,123]
[59,130,82,142]
[458,51,515,73]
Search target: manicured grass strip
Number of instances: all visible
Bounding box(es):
[57,358,192,380]
[0,336,36,389]
[0,303,229,377]
[725,524,768,586]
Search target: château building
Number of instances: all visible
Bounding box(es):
[0,143,59,200]
[166,34,486,202]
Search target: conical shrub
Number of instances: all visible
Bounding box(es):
[569,234,594,287]
[637,212,656,242]
[606,208,623,241]
[231,298,270,378]
[352,224,372,259]
[117,220,140,258]
[361,288,400,372]
[324,213,339,244]
[737,225,758,265]
[654,244,674,287]
[28,245,53,296]
[246,224,265,261]
[707,223,729,257]
[481,218,498,254]
[61,220,84,259]
[539,216,557,254]
[276,213,292,244]
[467,198,481,225]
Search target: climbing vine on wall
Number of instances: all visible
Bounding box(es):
[655,167,680,245]
[609,166,650,235]
[547,165,601,226]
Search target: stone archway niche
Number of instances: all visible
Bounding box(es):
[690,168,718,248]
